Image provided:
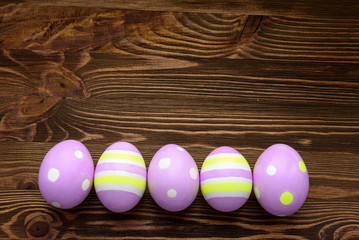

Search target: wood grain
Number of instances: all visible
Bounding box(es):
[1,6,358,62]
[2,52,359,143]
[0,3,359,240]
[0,191,358,239]
[240,17,359,62]
[0,5,259,57]
[2,0,359,19]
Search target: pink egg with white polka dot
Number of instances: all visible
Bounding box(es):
[148,144,199,212]
[38,140,94,209]
[253,144,309,216]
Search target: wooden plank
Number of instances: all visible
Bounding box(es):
[75,54,359,104]
[2,51,359,102]
[0,6,257,57]
[0,190,358,239]
[1,52,359,143]
[1,6,358,62]
[2,0,359,19]
[31,96,359,150]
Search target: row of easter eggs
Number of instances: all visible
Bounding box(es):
[38,140,309,216]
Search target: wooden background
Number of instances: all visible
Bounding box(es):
[0,1,359,239]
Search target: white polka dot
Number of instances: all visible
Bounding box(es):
[48,168,60,182]
[159,157,171,169]
[82,179,90,191]
[254,187,260,199]
[189,168,198,180]
[266,165,277,176]
[52,202,61,208]
[75,150,83,159]
[176,146,185,151]
[167,188,177,198]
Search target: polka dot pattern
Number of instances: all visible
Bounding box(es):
[38,140,94,209]
[52,202,61,208]
[254,187,260,199]
[75,150,83,159]
[47,168,59,182]
[253,144,309,216]
[148,144,199,212]
[280,191,294,205]
[190,168,198,180]
[158,157,171,169]
[266,165,277,176]
[82,179,90,191]
[167,189,177,198]
[299,160,307,172]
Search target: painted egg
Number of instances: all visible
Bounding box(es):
[148,144,199,212]
[38,140,94,209]
[94,142,146,212]
[253,144,309,216]
[200,146,252,212]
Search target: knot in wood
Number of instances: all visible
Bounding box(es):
[333,224,359,240]
[28,221,50,238]
[19,178,38,190]
[25,213,51,238]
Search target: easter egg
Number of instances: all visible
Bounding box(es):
[94,142,146,212]
[38,140,94,209]
[253,144,309,216]
[148,144,199,212]
[200,146,252,212]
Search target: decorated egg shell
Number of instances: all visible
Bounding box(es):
[94,142,146,212]
[253,144,309,216]
[148,144,199,212]
[38,140,94,209]
[200,146,252,212]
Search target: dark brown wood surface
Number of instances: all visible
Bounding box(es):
[0,2,359,239]
[2,0,359,19]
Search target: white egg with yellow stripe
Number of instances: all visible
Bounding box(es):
[94,142,146,212]
[200,146,252,212]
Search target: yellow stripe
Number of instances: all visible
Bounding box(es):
[94,175,146,190]
[202,157,248,168]
[99,153,144,164]
[201,182,252,194]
